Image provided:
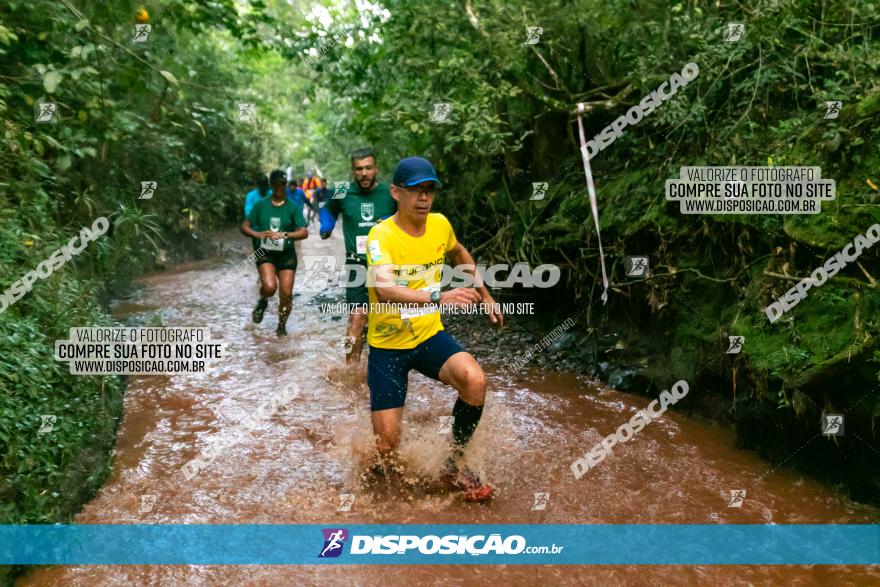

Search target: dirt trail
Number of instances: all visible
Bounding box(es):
[21,227,878,586]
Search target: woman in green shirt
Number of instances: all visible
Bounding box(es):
[240,169,309,336]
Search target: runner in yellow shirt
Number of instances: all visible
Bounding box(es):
[366,156,504,501]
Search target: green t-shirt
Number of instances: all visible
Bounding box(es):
[246,196,307,252]
[324,181,397,262]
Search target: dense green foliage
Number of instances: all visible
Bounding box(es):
[297,0,880,414]
[0,0,281,525]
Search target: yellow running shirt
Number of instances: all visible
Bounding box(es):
[366,213,458,349]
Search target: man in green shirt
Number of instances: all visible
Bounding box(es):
[241,169,309,336]
[319,148,397,364]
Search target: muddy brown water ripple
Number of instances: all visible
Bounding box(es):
[21,228,879,586]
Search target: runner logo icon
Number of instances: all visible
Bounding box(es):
[727,489,746,508]
[139,181,157,200]
[133,24,151,42]
[35,102,56,123]
[822,414,844,436]
[724,22,744,42]
[824,101,842,119]
[332,181,349,199]
[524,27,543,45]
[625,255,649,277]
[531,492,549,510]
[726,336,744,354]
[530,182,548,200]
[319,528,349,558]
[37,414,57,435]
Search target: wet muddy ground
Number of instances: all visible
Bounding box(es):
[20,227,879,586]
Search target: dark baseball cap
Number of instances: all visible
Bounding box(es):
[392,156,443,187]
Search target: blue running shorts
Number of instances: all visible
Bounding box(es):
[367,330,465,411]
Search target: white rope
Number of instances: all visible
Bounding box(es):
[576,103,609,304]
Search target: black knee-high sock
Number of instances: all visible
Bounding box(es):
[452,398,484,448]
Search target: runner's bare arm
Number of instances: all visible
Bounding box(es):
[241,219,268,239]
[286,227,308,241]
[447,242,504,328]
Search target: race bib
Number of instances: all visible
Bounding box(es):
[356,235,368,255]
[262,237,284,252]
[368,240,382,262]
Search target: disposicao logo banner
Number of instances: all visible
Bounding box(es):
[0,524,877,565]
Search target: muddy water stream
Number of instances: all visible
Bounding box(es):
[21,228,878,586]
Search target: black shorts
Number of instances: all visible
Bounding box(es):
[256,248,298,272]
[367,330,465,411]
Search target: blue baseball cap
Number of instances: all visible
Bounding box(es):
[392,156,443,188]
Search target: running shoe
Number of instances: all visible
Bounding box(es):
[439,463,496,502]
[251,298,268,323]
[276,323,287,336]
